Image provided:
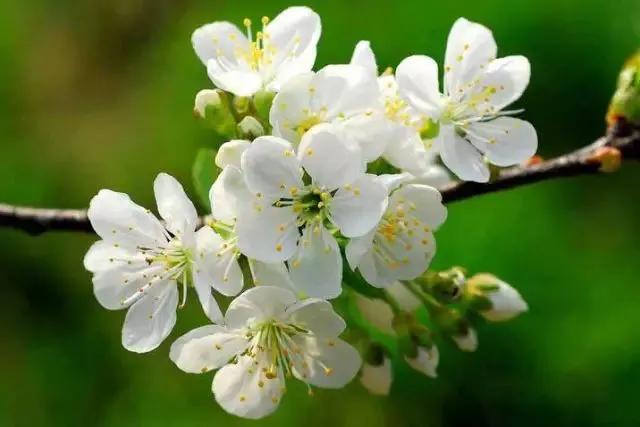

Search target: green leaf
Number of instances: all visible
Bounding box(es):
[192,148,220,210]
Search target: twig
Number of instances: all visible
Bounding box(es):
[1,126,639,235]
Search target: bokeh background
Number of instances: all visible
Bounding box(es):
[1,0,639,425]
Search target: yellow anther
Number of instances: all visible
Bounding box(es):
[324,367,334,376]
[290,186,299,196]
[239,395,246,402]
[306,148,314,156]
[291,259,301,268]
[258,380,265,388]
[275,244,283,252]
[261,16,270,25]
[308,85,316,94]
[243,18,251,28]
[278,224,286,231]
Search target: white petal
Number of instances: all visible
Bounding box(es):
[298,123,365,190]
[121,281,178,353]
[215,140,251,169]
[470,274,528,322]
[452,328,478,352]
[285,299,346,337]
[170,325,248,373]
[408,165,453,189]
[467,117,538,167]
[350,40,378,76]
[212,355,283,419]
[377,172,414,192]
[224,286,297,330]
[385,281,421,312]
[345,228,375,271]
[235,200,298,263]
[207,63,263,97]
[437,125,490,182]
[153,173,198,237]
[353,293,395,335]
[263,6,321,91]
[405,345,439,378]
[269,72,315,142]
[241,135,303,199]
[289,225,343,299]
[390,184,447,230]
[396,55,443,117]
[444,17,497,98]
[312,64,381,119]
[329,174,388,237]
[209,165,251,223]
[87,189,167,248]
[360,357,392,396]
[195,226,243,296]
[84,241,166,310]
[478,55,530,111]
[381,124,430,174]
[191,22,249,65]
[292,337,361,388]
[249,260,295,290]
[339,111,390,162]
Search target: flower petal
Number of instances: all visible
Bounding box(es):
[350,40,378,76]
[396,55,443,117]
[87,189,167,248]
[212,355,283,419]
[224,286,297,330]
[121,281,178,353]
[288,225,342,299]
[438,125,490,182]
[382,124,430,174]
[478,55,530,111]
[467,117,538,167]
[215,140,251,169]
[329,174,388,237]
[285,299,346,337]
[153,173,198,237]
[345,228,376,271]
[353,293,395,335]
[269,72,315,142]
[248,260,295,290]
[207,63,263,97]
[339,111,390,162]
[298,123,365,190]
[209,165,250,223]
[405,345,439,378]
[235,200,298,263]
[386,281,422,312]
[191,22,249,65]
[390,184,447,230]
[170,325,249,374]
[292,337,361,389]
[241,135,303,199]
[444,17,497,98]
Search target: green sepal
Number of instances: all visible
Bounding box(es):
[192,148,220,210]
[607,50,640,125]
[194,89,238,143]
[253,90,276,122]
[420,118,440,139]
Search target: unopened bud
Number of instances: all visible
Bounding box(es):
[194,89,237,139]
[237,116,265,140]
[354,293,395,335]
[607,51,640,126]
[467,273,528,322]
[233,96,251,115]
[451,326,478,352]
[404,344,439,378]
[360,343,392,396]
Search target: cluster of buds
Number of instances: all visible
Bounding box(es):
[83,6,535,419]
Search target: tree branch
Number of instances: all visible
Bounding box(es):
[1,125,639,235]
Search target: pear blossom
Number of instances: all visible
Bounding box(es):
[170,286,361,419]
[235,127,388,298]
[396,17,538,182]
[467,273,528,321]
[192,6,321,96]
[346,184,447,288]
[269,64,389,161]
[83,173,241,352]
[405,345,439,378]
[350,41,449,177]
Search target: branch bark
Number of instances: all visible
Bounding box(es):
[2,125,639,235]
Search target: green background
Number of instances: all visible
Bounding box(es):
[1,0,639,425]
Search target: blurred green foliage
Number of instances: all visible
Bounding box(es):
[1,0,639,426]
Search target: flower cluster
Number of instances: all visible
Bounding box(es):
[84,7,532,419]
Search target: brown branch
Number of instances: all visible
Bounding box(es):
[1,125,639,235]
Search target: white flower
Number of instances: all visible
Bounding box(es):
[452,327,478,352]
[353,293,395,335]
[269,64,388,161]
[396,17,538,182]
[405,345,439,378]
[83,173,240,353]
[170,286,361,419]
[360,356,393,396]
[350,41,439,175]
[346,184,447,288]
[235,128,388,298]
[468,273,528,321]
[192,7,321,96]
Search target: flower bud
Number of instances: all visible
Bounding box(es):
[607,51,640,126]
[451,326,478,352]
[354,293,395,335]
[193,89,237,139]
[253,90,276,121]
[360,343,392,396]
[386,281,421,312]
[215,140,251,169]
[404,344,439,378]
[237,116,265,140]
[467,273,528,322]
[233,96,252,115]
